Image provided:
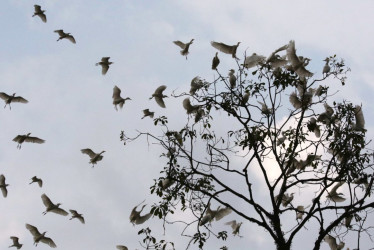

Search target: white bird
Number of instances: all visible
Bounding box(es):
[9,236,23,249]
[32,5,46,23]
[296,205,310,220]
[266,44,289,68]
[0,174,9,198]
[0,92,28,110]
[96,57,113,75]
[150,85,167,108]
[289,92,302,109]
[30,176,43,187]
[190,76,205,95]
[212,52,220,70]
[173,39,194,59]
[225,220,243,236]
[324,235,345,250]
[116,245,128,250]
[13,133,45,149]
[286,40,313,78]
[323,58,330,76]
[54,29,76,44]
[183,98,200,114]
[353,105,365,131]
[142,109,154,119]
[276,192,294,207]
[297,154,321,170]
[41,194,68,216]
[258,101,272,115]
[211,41,240,59]
[199,203,232,226]
[241,91,250,106]
[69,209,85,224]
[244,53,265,68]
[25,224,57,248]
[228,69,236,88]
[81,148,105,167]
[318,103,334,125]
[112,85,131,111]
[326,181,346,203]
[344,214,353,228]
[129,202,152,225]
[314,85,324,97]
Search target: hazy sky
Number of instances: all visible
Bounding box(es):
[1,0,373,249]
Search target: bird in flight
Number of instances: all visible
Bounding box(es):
[96,57,113,75]
[0,92,28,110]
[13,133,45,149]
[0,174,9,198]
[142,109,154,119]
[54,30,76,44]
[9,236,23,249]
[130,201,152,225]
[150,85,167,108]
[25,224,57,248]
[173,39,194,59]
[30,176,43,187]
[32,5,46,23]
[69,209,85,224]
[81,148,105,167]
[112,85,131,111]
[211,41,240,59]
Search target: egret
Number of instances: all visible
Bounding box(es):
[116,246,128,250]
[225,220,243,236]
[25,224,56,248]
[129,202,152,225]
[69,209,85,224]
[276,192,294,207]
[96,57,113,75]
[257,101,272,115]
[344,214,353,228]
[190,76,205,95]
[194,108,205,123]
[286,40,313,78]
[297,154,321,170]
[211,41,240,59]
[150,85,167,108]
[32,5,46,23]
[30,176,43,187]
[0,92,28,110]
[41,194,68,216]
[307,118,321,137]
[241,91,250,106]
[13,133,45,149]
[212,52,220,70]
[266,44,289,68]
[199,203,232,226]
[173,39,194,59]
[228,69,236,88]
[0,174,9,198]
[324,235,345,250]
[353,105,365,131]
[243,53,265,69]
[314,85,324,97]
[318,103,334,125]
[326,181,346,203]
[296,205,310,220]
[112,85,131,111]
[54,29,76,44]
[142,109,154,119]
[323,58,330,77]
[183,98,200,114]
[9,236,23,249]
[289,92,302,109]
[81,148,105,167]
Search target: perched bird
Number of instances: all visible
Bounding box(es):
[241,91,250,106]
[344,213,353,228]
[129,202,152,225]
[353,105,365,131]
[199,203,232,226]
[161,178,175,190]
[324,235,345,250]
[173,39,194,59]
[286,40,313,78]
[322,58,330,77]
[258,101,272,115]
[32,5,46,23]
[228,69,236,88]
[307,118,321,137]
[41,194,68,216]
[54,30,76,44]
[276,192,294,207]
[116,246,128,250]
[149,85,167,108]
[326,181,346,203]
[30,176,43,187]
[112,85,131,111]
[9,236,23,249]
[318,103,334,125]
[266,44,289,68]
[0,92,28,110]
[81,148,105,167]
[13,133,45,149]
[225,220,243,236]
[296,205,309,220]
[211,41,241,59]
[243,53,265,68]
[289,92,302,109]
[212,52,220,70]
[142,109,154,119]
[69,209,85,224]
[0,174,9,198]
[25,224,56,248]
[314,85,324,97]
[96,57,113,75]
[190,76,205,95]
[183,98,200,114]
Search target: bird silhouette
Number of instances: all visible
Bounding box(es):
[0,174,9,198]
[199,203,232,226]
[307,118,321,137]
[324,235,345,250]
[173,39,194,59]
[266,44,288,68]
[69,209,85,224]
[9,236,23,249]
[30,176,43,187]
[129,202,152,225]
[32,5,46,23]
[81,148,105,167]
[190,76,205,95]
[54,30,76,44]
[322,58,330,77]
[353,105,365,131]
[286,40,313,78]
[142,109,154,119]
[228,69,236,88]
[96,57,113,75]
[211,41,240,59]
[41,194,68,216]
[276,192,294,207]
[0,92,28,110]
[212,52,220,70]
[149,85,167,108]
[116,245,128,250]
[326,181,346,203]
[25,224,57,248]
[225,220,243,236]
[243,53,265,68]
[13,133,45,149]
[112,85,131,111]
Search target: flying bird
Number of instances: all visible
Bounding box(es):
[225,220,243,236]
[173,39,194,59]
[116,246,129,250]
[81,148,105,167]
[32,5,46,23]
[212,52,220,70]
[41,194,68,216]
[96,57,113,75]
[324,235,345,250]
[322,58,330,77]
[129,202,152,225]
[243,53,265,68]
[112,85,131,111]
[228,69,236,88]
[69,209,85,224]
[276,192,294,207]
[326,181,346,203]
[286,40,313,78]
[54,29,76,44]
[30,176,43,187]
[25,224,56,248]
[266,44,289,68]
[190,76,205,95]
[13,133,45,149]
[211,41,240,59]
[142,109,154,119]
[149,85,167,108]
[9,236,23,249]
[258,101,272,115]
[0,92,28,110]
[183,98,200,114]
[0,174,9,198]
[307,118,320,137]
[199,203,232,226]
[353,105,365,131]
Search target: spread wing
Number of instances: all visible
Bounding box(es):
[41,237,57,248]
[101,57,110,63]
[225,220,237,230]
[54,30,65,36]
[25,224,41,237]
[211,41,233,54]
[286,40,300,67]
[67,35,76,44]
[10,236,20,245]
[38,13,47,23]
[215,207,232,221]
[24,136,45,144]
[0,174,7,197]
[113,85,122,99]
[13,135,23,142]
[154,85,167,95]
[330,181,344,195]
[155,97,166,108]
[101,64,109,75]
[135,212,152,224]
[81,148,96,158]
[53,207,68,216]
[116,246,129,250]
[41,194,54,208]
[0,92,10,101]
[37,178,43,187]
[34,5,42,12]
[173,41,186,49]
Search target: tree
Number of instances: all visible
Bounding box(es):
[121,40,374,250]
